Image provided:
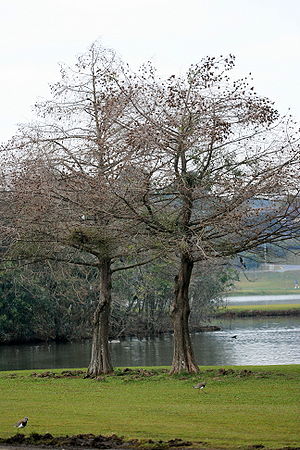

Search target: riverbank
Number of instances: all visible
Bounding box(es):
[217,303,300,318]
[0,365,299,449]
[2,303,299,347]
[0,324,221,347]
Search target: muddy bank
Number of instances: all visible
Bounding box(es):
[0,433,194,450]
[216,308,300,318]
[0,433,298,450]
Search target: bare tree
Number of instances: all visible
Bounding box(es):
[111,55,300,373]
[2,46,299,376]
[1,44,156,376]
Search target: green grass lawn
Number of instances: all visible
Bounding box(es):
[0,365,299,449]
[232,270,300,295]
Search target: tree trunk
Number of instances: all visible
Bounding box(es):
[169,253,199,374]
[87,258,113,376]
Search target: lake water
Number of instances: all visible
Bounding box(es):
[1,315,299,371]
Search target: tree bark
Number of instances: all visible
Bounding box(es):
[87,258,113,376]
[169,253,199,374]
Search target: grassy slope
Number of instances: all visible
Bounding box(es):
[0,366,299,449]
[232,270,300,295]
[215,303,300,318]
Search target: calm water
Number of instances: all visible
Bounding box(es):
[227,294,300,305]
[1,316,299,371]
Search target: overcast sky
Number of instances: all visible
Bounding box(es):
[1,0,299,143]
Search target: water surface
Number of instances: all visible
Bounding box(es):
[1,316,299,371]
[226,294,300,305]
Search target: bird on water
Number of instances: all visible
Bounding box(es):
[193,382,206,392]
[14,417,29,428]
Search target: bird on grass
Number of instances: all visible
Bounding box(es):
[14,417,29,428]
[193,382,206,392]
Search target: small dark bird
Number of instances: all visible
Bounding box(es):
[231,335,237,339]
[193,382,206,391]
[14,417,29,428]
[239,257,246,269]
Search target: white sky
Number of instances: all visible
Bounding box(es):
[1,0,300,143]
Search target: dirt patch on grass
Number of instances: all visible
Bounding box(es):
[0,433,193,449]
[202,367,284,379]
[30,370,86,379]
[1,434,299,450]
[2,367,288,383]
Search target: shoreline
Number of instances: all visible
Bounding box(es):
[217,303,300,318]
[0,325,222,346]
[1,304,299,346]
[216,308,300,318]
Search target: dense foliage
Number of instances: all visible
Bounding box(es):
[0,264,95,343]
[0,261,235,344]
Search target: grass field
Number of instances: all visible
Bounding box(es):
[219,303,300,314]
[215,303,300,318]
[0,365,299,449]
[232,270,300,295]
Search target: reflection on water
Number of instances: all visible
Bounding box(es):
[1,316,299,371]
[195,317,300,365]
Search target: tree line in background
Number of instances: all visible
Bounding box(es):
[1,43,299,375]
[0,259,236,344]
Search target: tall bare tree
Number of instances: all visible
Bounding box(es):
[111,55,300,373]
[1,44,156,376]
